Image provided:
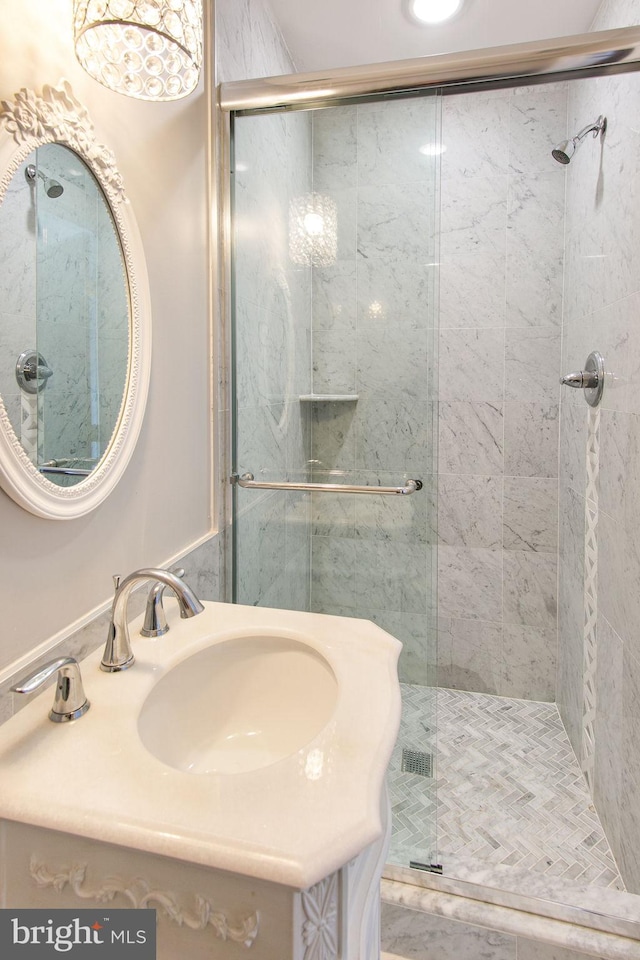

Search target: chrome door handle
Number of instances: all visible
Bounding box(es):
[232,473,422,496]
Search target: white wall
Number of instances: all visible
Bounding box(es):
[0,0,212,671]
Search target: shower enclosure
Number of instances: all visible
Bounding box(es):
[221,23,640,936]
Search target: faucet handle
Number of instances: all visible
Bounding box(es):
[140,566,186,638]
[11,657,90,722]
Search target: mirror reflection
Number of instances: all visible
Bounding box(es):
[0,143,130,487]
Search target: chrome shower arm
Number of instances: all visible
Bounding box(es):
[574,115,607,143]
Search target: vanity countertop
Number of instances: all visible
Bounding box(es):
[0,601,401,890]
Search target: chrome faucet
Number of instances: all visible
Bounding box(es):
[101,567,204,673]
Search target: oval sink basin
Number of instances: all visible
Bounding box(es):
[138,635,338,775]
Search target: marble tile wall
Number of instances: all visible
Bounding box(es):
[217,0,313,611]
[437,84,565,701]
[557,0,640,896]
[308,98,439,682]
[309,87,565,699]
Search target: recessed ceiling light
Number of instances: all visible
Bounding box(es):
[409,0,465,25]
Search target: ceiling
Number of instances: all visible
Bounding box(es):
[266,0,604,73]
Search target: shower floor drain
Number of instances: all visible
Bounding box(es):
[401,748,433,777]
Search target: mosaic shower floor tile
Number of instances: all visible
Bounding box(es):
[387,684,624,890]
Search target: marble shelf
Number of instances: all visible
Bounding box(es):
[299,394,359,402]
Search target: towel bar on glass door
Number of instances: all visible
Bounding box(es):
[231,473,423,495]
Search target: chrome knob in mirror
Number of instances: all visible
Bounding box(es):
[15,349,53,394]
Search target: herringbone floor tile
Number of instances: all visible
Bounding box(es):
[387,685,624,890]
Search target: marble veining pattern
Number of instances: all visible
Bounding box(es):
[436,85,565,701]
[388,684,624,891]
[438,402,504,476]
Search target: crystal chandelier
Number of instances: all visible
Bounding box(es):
[73,0,203,102]
[289,194,338,267]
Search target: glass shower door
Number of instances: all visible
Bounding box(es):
[231,92,441,869]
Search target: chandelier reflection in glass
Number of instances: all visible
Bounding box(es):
[289,193,338,267]
[73,0,203,101]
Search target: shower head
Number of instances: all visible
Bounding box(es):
[551,140,574,165]
[25,163,64,198]
[551,116,607,165]
[44,178,64,199]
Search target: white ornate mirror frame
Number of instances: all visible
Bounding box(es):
[0,80,151,519]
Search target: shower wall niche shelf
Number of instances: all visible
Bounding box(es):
[299,394,359,402]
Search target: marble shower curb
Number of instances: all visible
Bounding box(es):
[381,877,640,960]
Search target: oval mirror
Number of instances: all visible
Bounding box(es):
[0,81,151,519]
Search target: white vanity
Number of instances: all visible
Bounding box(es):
[0,601,401,960]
